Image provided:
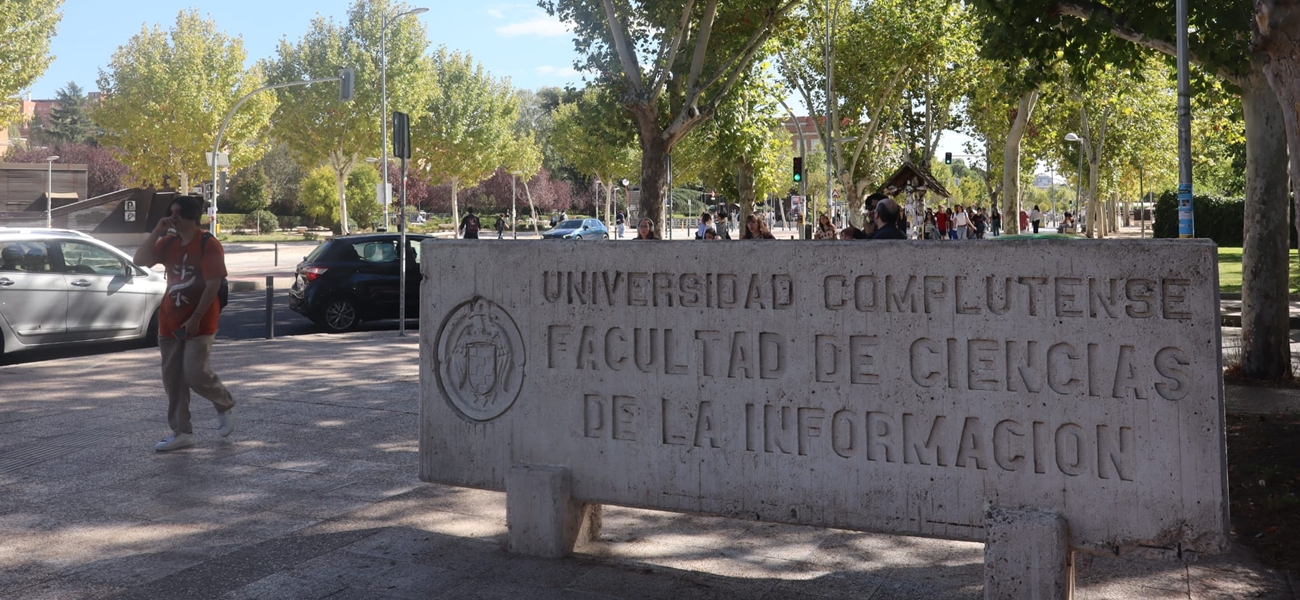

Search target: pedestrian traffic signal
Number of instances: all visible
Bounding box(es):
[793,157,803,183]
[944,152,952,165]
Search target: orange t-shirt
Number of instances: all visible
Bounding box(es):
[153,233,227,338]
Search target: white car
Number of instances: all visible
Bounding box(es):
[0,229,165,358]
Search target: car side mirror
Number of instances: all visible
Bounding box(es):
[582,225,590,230]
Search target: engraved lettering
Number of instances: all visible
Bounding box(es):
[831,409,859,459]
[954,417,989,470]
[1162,278,1193,320]
[902,413,948,466]
[1055,423,1087,476]
[1017,276,1049,316]
[1006,340,1043,393]
[614,395,637,441]
[923,275,947,314]
[764,405,796,454]
[759,332,786,379]
[577,325,600,370]
[797,408,826,456]
[910,338,942,387]
[849,336,881,385]
[1047,342,1083,395]
[693,401,720,448]
[866,411,897,462]
[1089,277,1122,318]
[1055,277,1084,317]
[855,275,879,312]
[1097,425,1135,481]
[887,275,919,313]
[966,339,1000,391]
[1124,278,1156,318]
[547,325,572,368]
[1154,347,1191,401]
[993,420,1026,471]
[986,276,1013,315]
[955,275,981,314]
[604,327,629,371]
[1111,345,1149,400]
[816,335,840,383]
[583,394,605,438]
[824,276,847,310]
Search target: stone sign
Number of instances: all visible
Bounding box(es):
[419,239,1227,593]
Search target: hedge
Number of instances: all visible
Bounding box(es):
[1153,190,1296,248]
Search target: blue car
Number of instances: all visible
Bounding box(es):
[542,218,609,240]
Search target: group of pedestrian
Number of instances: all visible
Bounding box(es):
[920,204,1001,240]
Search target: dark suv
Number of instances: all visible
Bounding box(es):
[288,233,429,332]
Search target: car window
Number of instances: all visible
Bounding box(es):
[354,240,399,263]
[406,239,422,264]
[558,220,583,229]
[58,241,127,276]
[0,241,53,273]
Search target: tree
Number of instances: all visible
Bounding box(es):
[228,164,271,213]
[255,142,305,215]
[1252,1,1300,278]
[691,66,788,223]
[0,0,62,128]
[544,0,801,235]
[299,163,381,229]
[44,82,96,146]
[502,131,548,234]
[268,0,432,235]
[974,0,1293,380]
[550,86,639,224]
[414,47,518,229]
[95,9,274,193]
[777,0,934,227]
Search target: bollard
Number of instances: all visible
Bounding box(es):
[265,276,275,339]
[274,242,278,267]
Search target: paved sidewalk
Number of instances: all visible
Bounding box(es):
[1,332,1293,599]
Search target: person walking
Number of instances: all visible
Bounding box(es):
[616,211,626,238]
[1029,204,1042,234]
[990,208,1002,237]
[459,208,482,239]
[132,195,235,452]
[973,207,987,239]
[935,207,949,240]
[952,204,971,240]
[495,213,506,239]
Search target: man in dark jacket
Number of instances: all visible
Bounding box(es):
[870,198,908,239]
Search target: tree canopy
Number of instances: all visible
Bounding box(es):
[0,0,62,128]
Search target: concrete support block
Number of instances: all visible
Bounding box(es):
[984,507,1074,600]
[506,464,600,558]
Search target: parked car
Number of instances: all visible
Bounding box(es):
[542,218,609,240]
[0,228,165,358]
[288,233,430,332]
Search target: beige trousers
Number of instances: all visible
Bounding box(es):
[158,334,235,435]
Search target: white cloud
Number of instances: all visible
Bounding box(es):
[495,15,570,38]
[535,65,580,77]
[487,9,504,18]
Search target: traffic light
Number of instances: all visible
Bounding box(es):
[793,156,803,182]
[338,67,355,102]
[944,152,952,165]
[392,111,411,159]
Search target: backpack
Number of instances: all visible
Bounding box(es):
[465,216,480,237]
[165,232,229,309]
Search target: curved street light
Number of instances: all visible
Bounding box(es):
[381,6,428,232]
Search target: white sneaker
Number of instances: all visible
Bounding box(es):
[154,433,195,452]
[217,407,236,438]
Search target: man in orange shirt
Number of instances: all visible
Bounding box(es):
[133,195,235,452]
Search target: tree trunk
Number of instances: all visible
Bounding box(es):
[1241,59,1295,379]
[636,128,670,237]
[738,157,756,225]
[1001,89,1039,235]
[335,170,349,235]
[450,177,460,234]
[523,179,539,235]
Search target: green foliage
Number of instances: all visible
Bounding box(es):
[1152,191,1297,248]
[415,46,518,222]
[0,0,62,128]
[44,81,96,145]
[345,163,382,228]
[229,164,271,212]
[550,86,638,186]
[95,9,274,191]
[300,165,340,226]
[255,142,304,215]
[245,209,278,234]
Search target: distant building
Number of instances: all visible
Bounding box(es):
[782,116,821,153]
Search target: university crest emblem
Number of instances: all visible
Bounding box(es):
[435,297,525,421]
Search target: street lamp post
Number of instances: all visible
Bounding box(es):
[45,155,60,227]
[381,6,428,233]
[511,171,522,240]
[1065,133,1084,232]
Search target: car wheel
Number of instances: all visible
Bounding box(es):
[319,297,360,333]
[574,235,582,240]
[602,233,609,239]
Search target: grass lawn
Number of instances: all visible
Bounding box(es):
[217,232,324,243]
[1217,247,1300,294]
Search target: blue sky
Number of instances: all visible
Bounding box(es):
[29,1,586,99]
